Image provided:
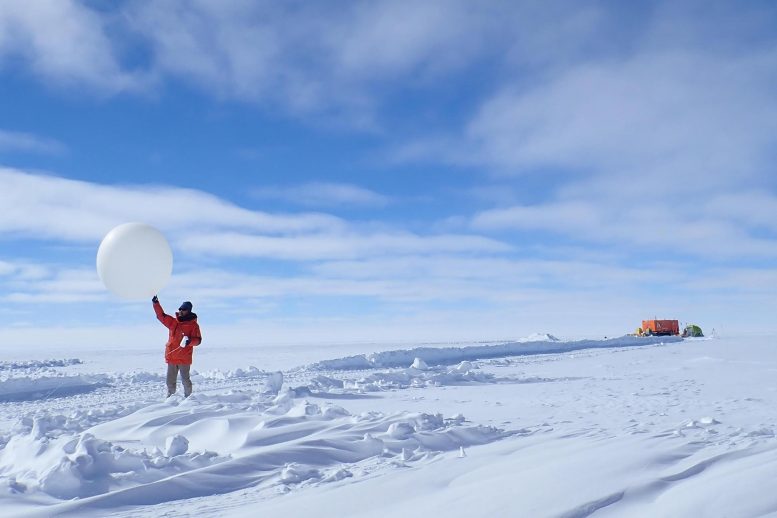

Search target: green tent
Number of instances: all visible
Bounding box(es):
[683,324,704,337]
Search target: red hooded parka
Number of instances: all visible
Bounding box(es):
[153,301,202,365]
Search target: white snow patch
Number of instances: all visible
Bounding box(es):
[0,375,108,402]
[310,335,680,370]
[411,357,429,370]
[0,388,509,511]
[0,358,83,371]
[517,333,560,342]
[165,435,189,457]
[342,363,495,392]
[263,371,284,394]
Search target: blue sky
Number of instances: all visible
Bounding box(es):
[1,0,776,347]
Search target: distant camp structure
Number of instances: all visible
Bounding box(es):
[682,324,704,337]
[637,319,679,336]
[635,319,703,338]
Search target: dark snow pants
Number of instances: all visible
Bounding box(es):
[167,364,192,397]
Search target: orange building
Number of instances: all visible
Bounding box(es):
[640,319,680,336]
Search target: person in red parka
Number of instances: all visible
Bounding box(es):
[152,295,202,397]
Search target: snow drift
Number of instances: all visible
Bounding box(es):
[309,335,680,370]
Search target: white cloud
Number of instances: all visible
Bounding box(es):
[0,262,105,304]
[176,231,510,261]
[0,259,51,280]
[309,255,687,296]
[471,198,777,259]
[0,246,683,309]
[395,10,777,261]
[326,0,495,78]
[0,129,66,154]
[0,0,142,92]
[0,1,610,124]
[3,250,761,309]
[123,0,503,114]
[702,192,777,233]
[473,202,601,233]
[0,261,15,276]
[0,167,344,242]
[252,182,392,208]
[0,167,509,261]
[462,51,777,186]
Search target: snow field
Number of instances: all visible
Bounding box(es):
[0,337,567,516]
[2,388,507,516]
[1,334,776,517]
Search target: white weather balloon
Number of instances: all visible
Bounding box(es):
[96,223,173,300]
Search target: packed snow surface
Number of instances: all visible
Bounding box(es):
[0,333,776,517]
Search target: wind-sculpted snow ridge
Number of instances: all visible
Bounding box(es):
[111,371,165,383]
[310,335,682,371]
[0,388,514,515]
[517,333,560,342]
[193,366,265,380]
[0,367,281,406]
[0,359,83,371]
[111,366,273,384]
[7,404,150,442]
[0,375,109,402]
[306,361,508,393]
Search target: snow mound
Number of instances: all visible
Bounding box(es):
[165,434,189,456]
[195,366,266,380]
[109,367,276,385]
[10,405,147,441]
[0,389,510,510]
[685,417,721,428]
[517,333,560,342]
[0,358,83,371]
[310,335,680,370]
[341,362,493,392]
[263,371,284,394]
[411,357,429,370]
[113,371,165,383]
[1,430,224,499]
[308,375,345,391]
[0,375,109,402]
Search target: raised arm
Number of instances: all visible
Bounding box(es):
[152,297,176,329]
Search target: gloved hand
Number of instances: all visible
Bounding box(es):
[152,295,159,304]
[181,336,190,348]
